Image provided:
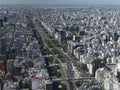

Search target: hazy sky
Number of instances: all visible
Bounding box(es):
[0,0,120,5]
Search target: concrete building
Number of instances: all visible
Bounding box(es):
[31,77,45,90]
[95,67,110,83]
[45,80,53,90]
[3,81,19,90]
[7,59,14,74]
[88,59,105,76]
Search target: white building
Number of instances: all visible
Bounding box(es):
[31,77,45,90]
[95,67,110,83]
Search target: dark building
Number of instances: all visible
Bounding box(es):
[54,27,59,34]
[53,81,66,90]
[7,60,14,74]
[7,48,16,59]
[58,30,66,42]
[45,80,53,90]
[79,31,86,36]
[105,33,111,43]
[0,60,6,72]
[0,55,7,72]
[0,19,3,27]
[7,54,15,59]
[4,16,7,22]
[91,59,105,76]
[0,55,7,60]
[0,37,7,55]
[114,32,119,41]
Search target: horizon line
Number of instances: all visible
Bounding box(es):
[0,3,120,6]
[0,4,120,8]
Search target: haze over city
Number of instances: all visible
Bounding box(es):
[0,0,120,5]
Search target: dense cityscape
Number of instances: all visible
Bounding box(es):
[0,5,120,90]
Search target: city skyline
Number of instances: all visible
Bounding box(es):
[0,0,120,5]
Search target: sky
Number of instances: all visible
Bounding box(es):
[0,0,120,5]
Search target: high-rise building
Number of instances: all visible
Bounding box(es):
[3,16,7,22]
[0,37,7,55]
[0,19,3,27]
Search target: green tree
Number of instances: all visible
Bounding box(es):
[81,63,88,71]
[75,78,83,88]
